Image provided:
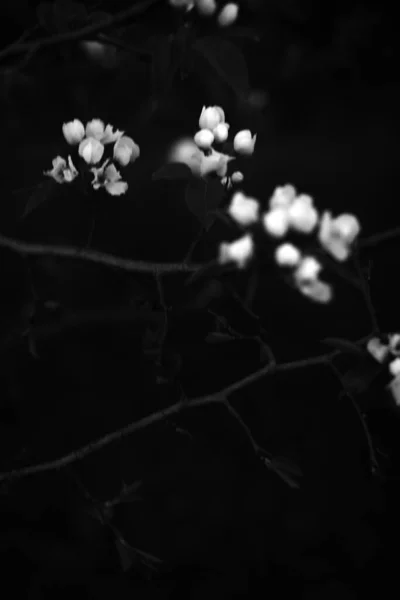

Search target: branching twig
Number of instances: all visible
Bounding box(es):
[0,234,201,274]
[0,0,161,63]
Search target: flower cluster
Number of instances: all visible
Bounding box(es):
[167,105,255,184]
[168,0,240,27]
[218,183,361,303]
[44,118,140,195]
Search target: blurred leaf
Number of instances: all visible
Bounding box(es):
[192,36,250,98]
[321,337,367,357]
[185,178,224,230]
[20,180,56,219]
[152,162,193,181]
[150,34,173,97]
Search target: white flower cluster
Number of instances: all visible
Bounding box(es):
[218,183,361,304]
[44,118,140,196]
[168,0,239,27]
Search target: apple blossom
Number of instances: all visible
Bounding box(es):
[389,357,400,377]
[90,160,128,195]
[227,191,259,226]
[218,234,254,269]
[212,122,230,143]
[200,148,234,177]
[389,333,400,356]
[296,278,332,303]
[262,207,290,238]
[44,155,78,183]
[217,2,239,27]
[62,119,85,144]
[367,337,390,363]
[78,136,105,165]
[294,256,322,282]
[194,128,215,150]
[196,0,217,17]
[287,194,319,234]
[275,243,301,267]
[318,211,360,261]
[233,129,257,155]
[199,105,225,130]
[113,136,140,166]
[231,171,244,183]
[269,184,297,210]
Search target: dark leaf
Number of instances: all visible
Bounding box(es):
[185,178,224,229]
[150,34,173,97]
[36,2,54,33]
[268,456,303,489]
[192,36,250,98]
[20,180,56,219]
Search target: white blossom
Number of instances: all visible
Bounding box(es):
[217,3,239,27]
[275,243,301,267]
[287,194,319,234]
[62,119,85,144]
[44,155,78,183]
[78,136,105,165]
[113,136,140,166]
[233,129,257,155]
[90,160,128,195]
[262,207,290,238]
[194,128,215,150]
[212,122,230,143]
[218,234,254,269]
[227,191,259,226]
[199,105,225,130]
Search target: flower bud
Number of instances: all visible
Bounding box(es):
[228,191,259,226]
[233,129,257,155]
[212,122,230,143]
[231,171,244,183]
[217,2,239,27]
[85,119,105,140]
[78,136,104,165]
[62,119,85,144]
[194,128,215,150]
[367,337,390,363]
[297,279,332,303]
[218,234,254,269]
[269,184,296,210]
[199,105,225,130]
[294,256,321,282]
[196,0,217,17]
[275,243,301,267]
[287,195,319,234]
[262,207,289,238]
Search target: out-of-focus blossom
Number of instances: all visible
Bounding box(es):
[62,119,85,144]
[218,234,254,269]
[217,2,239,27]
[318,211,360,261]
[44,155,78,183]
[200,148,234,177]
[269,185,297,210]
[262,207,290,238]
[167,137,204,176]
[199,105,225,130]
[231,171,244,183]
[78,136,105,165]
[169,0,194,8]
[113,136,140,166]
[227,191,259,226]
[294,256,322,282]
[367,337,390,363]
[212,122,230,143]
[275,243,301,267]
[389,333,400,356]
[196,0,217,17]
[287,194,319,234]
[194,128,215,150]
[90,160,128,195]
[297,278,332,303]
[389,357,400,377]
[233,129,257,155]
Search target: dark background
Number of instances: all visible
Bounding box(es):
[0,0,399,598]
